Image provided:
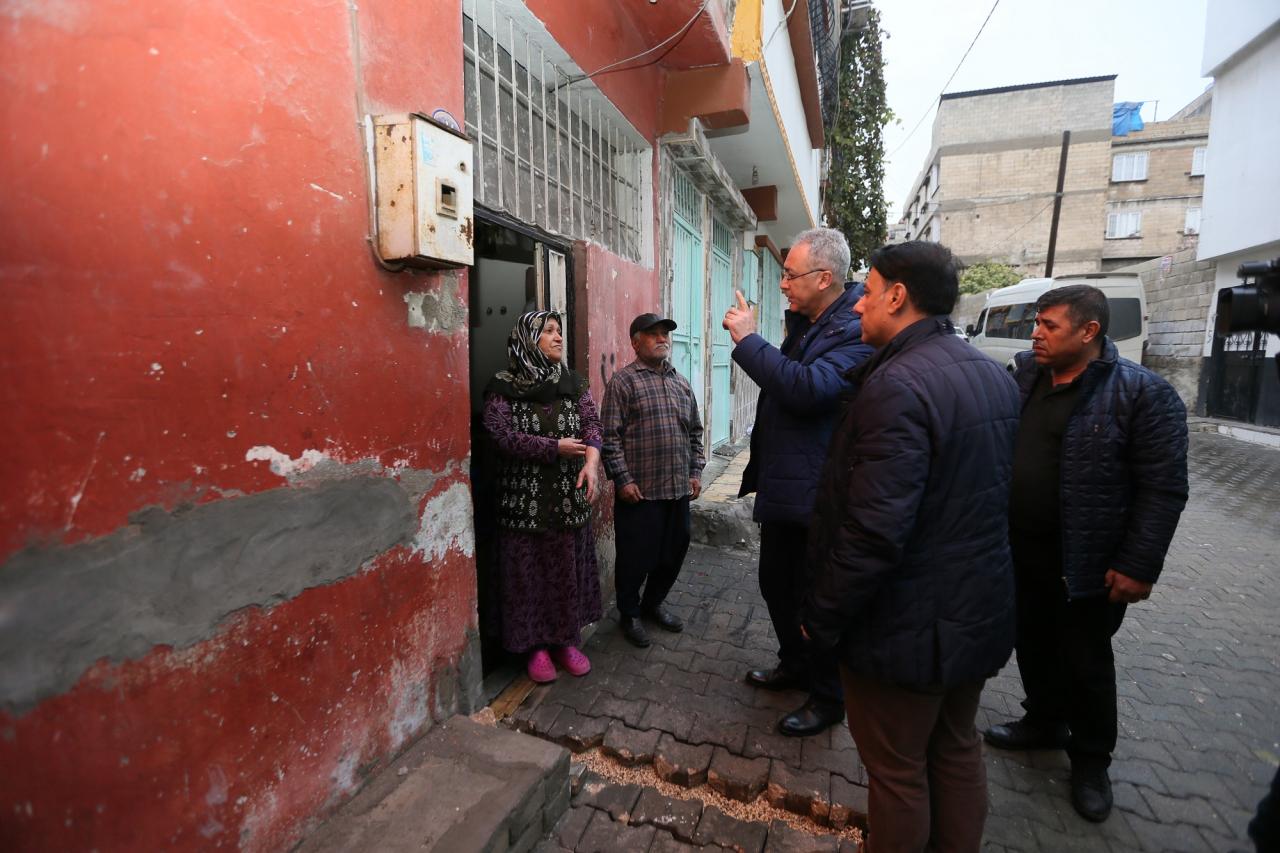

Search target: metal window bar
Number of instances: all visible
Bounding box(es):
[462,0,645,261]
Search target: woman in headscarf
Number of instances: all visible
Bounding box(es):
[482,310,603,683]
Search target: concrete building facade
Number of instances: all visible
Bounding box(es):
[1103,91,1212,271]
[899,77,1215,281]
[0,0,847,849]
[901,76,1116,277]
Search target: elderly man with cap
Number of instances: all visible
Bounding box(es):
[601,312,705,648]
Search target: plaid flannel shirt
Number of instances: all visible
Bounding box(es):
[601,359,705,500]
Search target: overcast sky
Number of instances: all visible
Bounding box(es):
[878,0,1213,221]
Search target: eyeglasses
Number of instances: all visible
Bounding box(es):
[781,268,829,281]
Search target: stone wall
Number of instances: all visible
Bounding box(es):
[1118,247,1217,410]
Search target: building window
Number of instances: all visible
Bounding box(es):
[1111,152,1149,182]
[1106,208,1142,239]
[929,163,940,196]
[1184,206,1202,235]
[1191,146,1207,176]
[463,0,649,262]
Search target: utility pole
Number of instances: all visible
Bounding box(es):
[1044,130,1071,278]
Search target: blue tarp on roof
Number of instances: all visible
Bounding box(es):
[1113,102,1145,136]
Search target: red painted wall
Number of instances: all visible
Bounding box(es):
[0,0,475,849]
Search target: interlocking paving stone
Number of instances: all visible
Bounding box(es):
[693,805,769,853]
[638,704,698,741]
[687,713,749,753]
[574,808,656,852]
[601,722,662,767]
[826,774,868,832]
[765,762,832,825]
[589,693,648,729]
[547,708,612,753]
[742,727,804,769]
[762,819,841,852]
[707,746,771,803]
[630,788,704,842]
[571,771,642,821]
[553,805,594,850]
[648,833,703,852]
[654,733,715,787]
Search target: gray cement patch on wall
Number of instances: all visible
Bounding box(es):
[0,477,419,715]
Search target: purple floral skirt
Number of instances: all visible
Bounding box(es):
[498,524,603,653]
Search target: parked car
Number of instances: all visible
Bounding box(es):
[965,274,1147,370]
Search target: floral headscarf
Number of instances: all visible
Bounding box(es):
[494,310,563,397]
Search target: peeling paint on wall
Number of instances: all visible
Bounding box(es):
[411,481,475,562]
[403,271,467,331]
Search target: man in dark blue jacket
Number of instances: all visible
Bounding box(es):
[803,241,1021,849]
[722,227,874,737]
[984,284,1189,823]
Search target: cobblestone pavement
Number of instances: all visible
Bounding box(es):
[517,431,1279,852]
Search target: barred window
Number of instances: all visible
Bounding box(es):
[463,0,650,262]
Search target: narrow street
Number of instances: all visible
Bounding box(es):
[514,431,1280,852]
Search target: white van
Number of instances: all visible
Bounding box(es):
[966,273,1147,371]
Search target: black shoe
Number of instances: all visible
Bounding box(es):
[777,698,845,737]
[1070,765,1113,822]
[745,666,806,692]
[620,616,651,648]
[983,718,1070,751]
[642,605,684,633]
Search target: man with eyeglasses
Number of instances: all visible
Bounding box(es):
[721,227,874,737]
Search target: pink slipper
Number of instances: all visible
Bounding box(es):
[553,646,591,677]
[527,649,557,683]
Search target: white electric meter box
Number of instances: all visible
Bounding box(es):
[372,113,474,268]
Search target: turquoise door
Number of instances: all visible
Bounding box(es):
[671,170,705,414]
[709,218,733,448]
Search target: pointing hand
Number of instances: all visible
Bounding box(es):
[723,289,756,344]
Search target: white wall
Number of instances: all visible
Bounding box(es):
[1201,0,1280,75]
[1197,23,1280,260]
[761,0,821,222]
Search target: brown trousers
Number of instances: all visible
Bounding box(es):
[840,668,988,853]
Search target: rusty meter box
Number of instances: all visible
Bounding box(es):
[372,113,473,268]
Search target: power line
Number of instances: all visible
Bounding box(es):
[562,0,711,85]
[886,0,1002,160]
[996,198,1056,249]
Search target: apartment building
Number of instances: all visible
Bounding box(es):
[900,76,1115,276]
[1103,90,1212,270]
[899,77,1212,278]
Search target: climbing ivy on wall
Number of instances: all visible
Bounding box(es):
[823,9,892,272]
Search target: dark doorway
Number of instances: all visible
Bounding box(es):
[468,213,573,686]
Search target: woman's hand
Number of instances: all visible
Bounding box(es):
[577,446,601,501]
[557,438,588,458]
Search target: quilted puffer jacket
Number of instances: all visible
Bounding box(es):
[1012,340,1189,598]
[804,317,1022,690]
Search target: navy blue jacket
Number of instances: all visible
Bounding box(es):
[1012,340,1189,598]
[805,317,1022,689]
[733,283,874,524]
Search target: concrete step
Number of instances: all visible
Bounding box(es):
[297,715,570,853]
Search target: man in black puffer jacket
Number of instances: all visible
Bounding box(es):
[984,284,1189,824]
[804,242,1021,850]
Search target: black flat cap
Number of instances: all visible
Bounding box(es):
[629,313,678,337]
